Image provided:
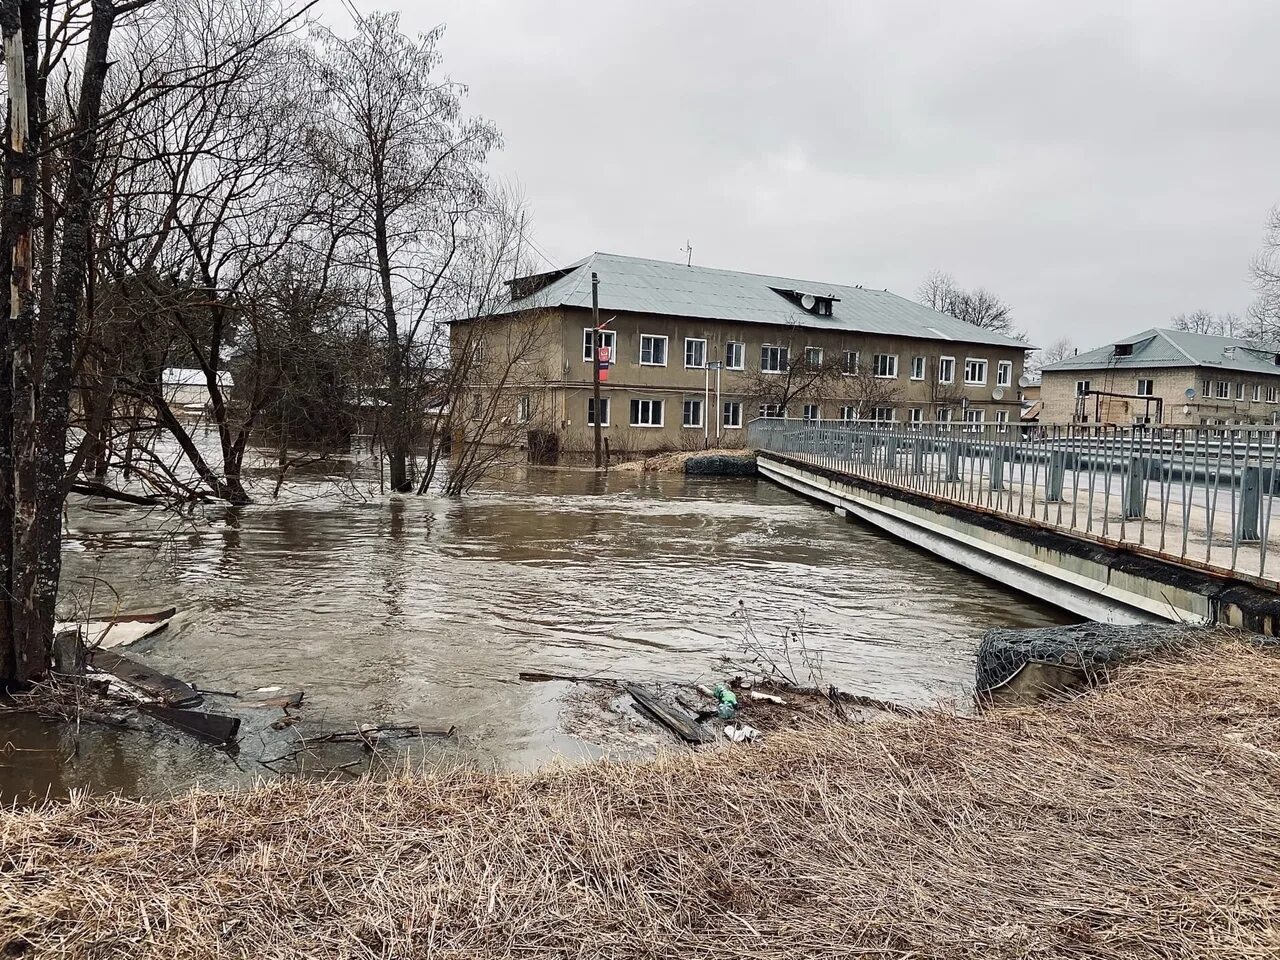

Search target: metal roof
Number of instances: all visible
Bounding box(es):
[494,252,1029,349]
[1040,328,1280,377]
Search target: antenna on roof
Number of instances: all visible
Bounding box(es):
[681,240,693,267]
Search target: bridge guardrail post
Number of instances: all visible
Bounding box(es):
[945,440,961,482]
[1125,457,1146,519]
[1239,465,1261,542]
[1047,451,1066,502]
[911,438,925,474]
[990,445,1006,493]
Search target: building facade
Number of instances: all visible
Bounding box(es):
[453,253,1030,454]
[1039,328,1280,427]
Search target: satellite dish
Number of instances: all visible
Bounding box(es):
[1184,387,1196,400]
[1017,374,1031,388]
[992,387,1005,401]
[799,293,816,311]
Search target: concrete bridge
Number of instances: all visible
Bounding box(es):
[748,419,1280,630]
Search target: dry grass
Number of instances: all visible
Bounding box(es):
[612,448,754,473]
[3,642,1280,958]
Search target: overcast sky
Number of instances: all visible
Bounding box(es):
[353,0,1280,349]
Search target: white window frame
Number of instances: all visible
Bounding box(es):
[963,408,985,431]
[802,403,821,422]
[760,344,788,374]
[839,405,857,422]
[639,334,668,367]
[872,353,898,379]
[1136,378,1154,397]
[517,395,531,424]
[586,397,610,427]
[995,409,1009,433]
[910,356,925,381]
[1268,386,1278,405]
[872,406,895,422]
[725,341,745,370]
[722,400,743,428]
[582,328,616,363]
[938,357,956,384]
[996,360,1012,387]
[1252,384,1262,402]
[804,346,823,368]
[684,338,707,369]
[759,403,786,419]
[907,407,923,426]
[629,397,665,427]
[682,396,703,428]
[964,358,988,386]
[842,350,858,376]
[1213,380,1230,400]
[1235,381,1245,401]
[1075,379,1090,397]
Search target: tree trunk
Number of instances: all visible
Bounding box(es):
[373,206,410,491]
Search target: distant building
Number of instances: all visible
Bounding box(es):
[162,368,232,412]
[453,253,1030,453]
[1039,327,1280,426]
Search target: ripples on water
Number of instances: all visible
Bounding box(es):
[3,460,1072,800]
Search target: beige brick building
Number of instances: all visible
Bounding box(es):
[1040,327,1280,426]
[453,253,1030,455]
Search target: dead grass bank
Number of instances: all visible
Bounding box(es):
[3,643,1279,959]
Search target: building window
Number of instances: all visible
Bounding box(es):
[1252,384,1262,402]
[964,359,987,385]
[469,392,482,420]
[937,407,953,428]
[582,328,616,362]
[996,360,1012,387]
[839,405,857,421]
[587,397,610,426]
[910,356,925,381]
[938,357,955,384]
[722,401,743,428]
[682,397,703,427]
[873,354,898,379]
[517,395,531,423]
[760,345,788,373]
[1268,386,1278,404]
[1136,379,1154,397]
[684,338,706,369]
[804,346,823,367]
[802,403,820,421]
[842,350,858,375]
[872,406,895,422]
[471,339,484,363]
[759,403,785,419]
[639,335,667,366]
[725,341,745,370]
[963,409,985,430]
[1214,380,1230,400]
[1235,381,1245,401]
[630,398,664,426]
[1075,379,1090,397]
[908,407,923,425]
[995,410,1009,433]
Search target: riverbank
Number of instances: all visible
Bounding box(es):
[611,447,756,474]
[4,640,1277,958]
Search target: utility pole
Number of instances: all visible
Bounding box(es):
[591,272,603,468]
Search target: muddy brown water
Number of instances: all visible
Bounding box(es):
[1,460,1072,802]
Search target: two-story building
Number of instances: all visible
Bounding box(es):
[452,252,1031,454]
[1039,327,1280,426]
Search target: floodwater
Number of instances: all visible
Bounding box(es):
[1,455,1072,802]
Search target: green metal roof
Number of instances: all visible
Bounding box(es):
[1041,328,1280,377]
[496,252,1029,349]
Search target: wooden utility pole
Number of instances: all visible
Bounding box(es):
[591,271,602,468]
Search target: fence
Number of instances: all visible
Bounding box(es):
[747,417,1280,583]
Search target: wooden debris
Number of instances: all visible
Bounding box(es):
[139,705,240,746]
[625,685,712,745]
[89,650,202,708]
[519,670,621,685]
[312,724,456,744]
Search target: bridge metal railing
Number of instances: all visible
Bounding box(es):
[747,417,1280,583]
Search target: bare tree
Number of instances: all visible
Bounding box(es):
[308,10,500,492]
[1171,309,1241,338]
[737,323,845,416]
[1025,336,1075,374]
[1248,206,1280,345]
[917,268,1018,336]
